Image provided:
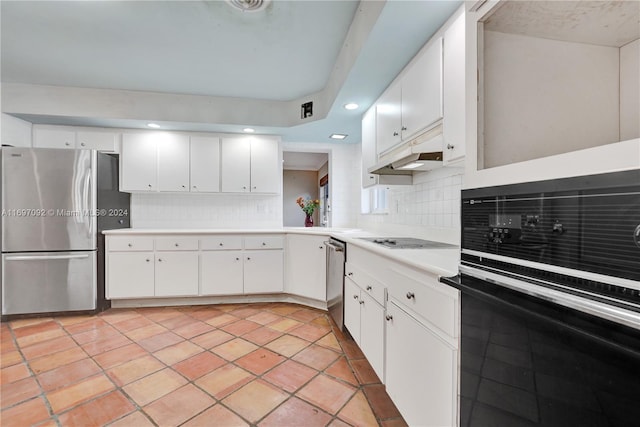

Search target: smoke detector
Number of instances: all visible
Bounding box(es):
[226,0,272,13]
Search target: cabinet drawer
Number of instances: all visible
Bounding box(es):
[107,236,154,252]
[200,236,243,250]
[155,237,198,251]
[244,235,284,249]
[386,269,459,338]
[345,262,386,306]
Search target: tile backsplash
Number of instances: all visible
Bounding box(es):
[358,167,464,243]
[131,193,282,229]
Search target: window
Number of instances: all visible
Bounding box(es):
[361,187,389,214]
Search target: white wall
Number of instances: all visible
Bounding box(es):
[1,113,32,147]
[283,170,319,227]
[620,39,640,141]
[482,31,620,168]
[358,167,464,245]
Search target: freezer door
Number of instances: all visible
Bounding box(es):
[1,147,97,252]
[1,251,96,315]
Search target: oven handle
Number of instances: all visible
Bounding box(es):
[460,265,640,331]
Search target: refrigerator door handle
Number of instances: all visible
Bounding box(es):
[5,254,91,261]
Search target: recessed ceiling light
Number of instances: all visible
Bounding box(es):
[330,134,348,140]
[344,103,359,110]
[243,128,255,133]
[147,123,160,128]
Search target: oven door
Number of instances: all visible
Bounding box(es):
[442,275,640,427]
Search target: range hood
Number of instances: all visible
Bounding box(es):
[369,124,444,175]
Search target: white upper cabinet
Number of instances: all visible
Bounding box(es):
[376,81,402,155]
[250,136,280,193]
[375,37,444,158]
[443,11,466,165]
[401,37,443,141]
[121,133,158,192]
[33,126,119,152]
[76,130,118,152]
[221,137,251,192]
[157,133,190,192]
[190,136,220,192]
[221,136,280,194]
[362,106,380,188]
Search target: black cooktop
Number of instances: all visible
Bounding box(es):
[358,237,458,249]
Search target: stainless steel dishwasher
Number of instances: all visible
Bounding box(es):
[325,238,346,330]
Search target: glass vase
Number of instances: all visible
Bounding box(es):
[304,214,313,227]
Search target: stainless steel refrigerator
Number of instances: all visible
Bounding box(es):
[1,147,129,317]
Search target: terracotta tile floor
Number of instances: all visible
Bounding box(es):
[1,303,407,427]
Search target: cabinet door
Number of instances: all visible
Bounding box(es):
[155,252,199,297]
[343,277,361,343]
[107,252,154,298]
[443,13,466,165]
[33,128,75,149]
[221,137,251,192]
[77,131,118,152]
[386,301,456,427]
[250,137,280,193]
[243,250,283,294]
[157,134,190,192]
[121,133,158,192]
[200,251,244,295]
[376,82,402,155]
[402,37,444,140]
[285,235,326,300]
[359,292,385,382]
[361,106,379,187]
[190,136,220,192]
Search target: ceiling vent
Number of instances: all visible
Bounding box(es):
[226,0,271,13]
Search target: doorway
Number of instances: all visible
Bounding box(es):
[282,151,329,227]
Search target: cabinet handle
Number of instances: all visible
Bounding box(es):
[235,257,240,261]
[242,186,247,190]
[401,126,407,131]
[158,258,163,262]
[253,186,257,190]
[353,295,359,300]
[148,184,152,188]
[182,185,186,188]
[369,176,375,179]
[406,292,415,300]
[262,242,266,246]
[447,144,455,150]
[359,300,364,305]
[347,272,353,276]
[174,243,179,247]
[393,132,399,136]
[385,314,393,321]
[80,142,86,147]
[128,243,132,247]
[366,285,372,291]
[146,259,150,262]
[219,243,224,247]
[319,246,324,249]
[246,257,251,261]
[193,185,197,189]
[65,142,71,146]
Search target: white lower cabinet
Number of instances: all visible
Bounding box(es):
[107,252,154,298]
[244,250,284,294]
[385,300,457,427]
[344,277,385,382]
[155,252,199,297]
[285,234,327,301]
[200,251,244,295]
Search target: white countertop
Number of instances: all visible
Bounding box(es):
[103,227,460,278]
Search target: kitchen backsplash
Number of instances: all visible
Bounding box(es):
[358,167,464,243]
[131,193,282,229]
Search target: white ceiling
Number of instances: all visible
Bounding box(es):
[282,151,328,170]
[1,0,463,143]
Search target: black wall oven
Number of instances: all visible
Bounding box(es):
[442,169,640,426]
